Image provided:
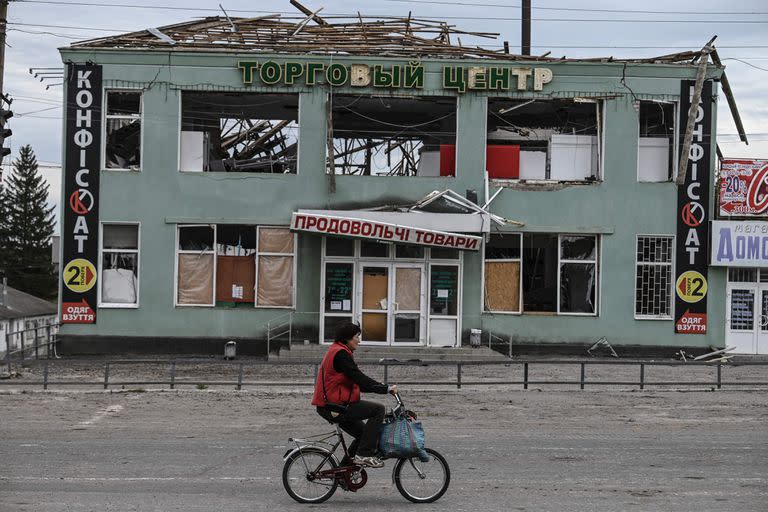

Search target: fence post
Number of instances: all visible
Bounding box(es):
[267,321,271,358]
[20,332,25,361]
[104,362,110,390]
[5,331,10,374]
[383,363,388,386]
[43,361,49,390]
[640,363,645,390]
[313,363,318,382]
[170,361,176,390]
[717,364,722,390]
[34,327,39,360]
[237,363,244,391]
[523,362,529,390]
[288,312,293,348]
[45,325,51,358]
[580,363,586,390]
[457,363,462,389]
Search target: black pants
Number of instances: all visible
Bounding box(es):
[318,400,385,457]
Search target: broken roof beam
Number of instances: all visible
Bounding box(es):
[711,48,748,145]
[290,0,328,26]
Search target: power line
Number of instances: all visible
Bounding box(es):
[14,0,768,17]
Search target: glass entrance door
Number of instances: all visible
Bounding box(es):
[359,265,389,343]
[358,263,426,345]
[392,264,425,345]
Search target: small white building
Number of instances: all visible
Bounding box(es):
[0,284,58,358]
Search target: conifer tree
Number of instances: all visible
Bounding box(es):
[1,145,56,299]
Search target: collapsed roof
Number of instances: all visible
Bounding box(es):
[69,12,708,65]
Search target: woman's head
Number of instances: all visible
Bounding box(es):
[334,322,362,350]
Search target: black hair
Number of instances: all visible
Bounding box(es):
[334,322,361,344]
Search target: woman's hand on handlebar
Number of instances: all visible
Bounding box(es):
[388,384,398,395]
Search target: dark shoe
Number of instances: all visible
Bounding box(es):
[352,455,384,468]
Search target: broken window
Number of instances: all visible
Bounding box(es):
[176,224,296,308]
[328,95,456,177]
[100,223,139,306]
[522,234,558,312]
[216,225,256,306]
[484,233,521,313]
[105,91,141,170]
[486,98,601,181]
[180,92,298,173]
[559,235,597,314]
[638,101,676,182]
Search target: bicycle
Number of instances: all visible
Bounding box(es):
[282,393,450,504]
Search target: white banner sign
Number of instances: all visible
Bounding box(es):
[290,212,481,251]
[711,220,768,267]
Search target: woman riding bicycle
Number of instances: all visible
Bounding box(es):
[311,322,397,468]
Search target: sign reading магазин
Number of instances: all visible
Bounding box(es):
[711,220,768,267]
[237,61,553,93]
[60,64,102,324]
[290,213,481,251]
[718,159,768,216]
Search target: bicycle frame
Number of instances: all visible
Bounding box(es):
[284,425,369,491]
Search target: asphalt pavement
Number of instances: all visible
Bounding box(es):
[0,387,766,512]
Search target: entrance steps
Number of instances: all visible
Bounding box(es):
[274,343,508,362]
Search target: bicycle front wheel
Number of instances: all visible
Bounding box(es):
[393,448,450,503]
[282,447,339,504]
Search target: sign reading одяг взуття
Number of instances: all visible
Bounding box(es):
[60,64,102,323]
[674,80,712,335]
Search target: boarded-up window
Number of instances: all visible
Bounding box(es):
[484,234,521,313]
[177,226,215,305]
[256,227,295,307]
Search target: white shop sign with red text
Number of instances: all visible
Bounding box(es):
[290,213,481,251]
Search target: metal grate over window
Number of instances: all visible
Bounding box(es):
[635,236,673,318]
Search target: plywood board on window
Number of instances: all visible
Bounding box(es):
[216,255,255,302]
[257,255,293,307]
[362,271,388,310]
[395,267,421,311]
[484,261,520,312]
[362,312,387,341]
[258,227,294,253]
[178,254,214,305]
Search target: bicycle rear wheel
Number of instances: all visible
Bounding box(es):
[282,447,339,504]
[393,448,450,503]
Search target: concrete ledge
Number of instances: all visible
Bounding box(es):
[57,335,269,357]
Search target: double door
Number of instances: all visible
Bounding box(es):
[726,268,768,354]
[358,263,426,345]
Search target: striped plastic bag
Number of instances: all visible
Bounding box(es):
[378,416,430,462]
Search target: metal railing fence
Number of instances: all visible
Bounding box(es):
[1,358,767,391]
[4,322,60,372]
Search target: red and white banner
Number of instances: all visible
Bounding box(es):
[719,159,768,216]
[290,212,482,251]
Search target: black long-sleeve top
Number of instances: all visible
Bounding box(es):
[333,350,388,394]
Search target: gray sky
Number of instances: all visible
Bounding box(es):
[3,0,767,225]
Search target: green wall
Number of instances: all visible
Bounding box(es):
[58,48,725,349]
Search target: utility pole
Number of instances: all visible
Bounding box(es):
[0,1,7,94]
[521,0,531,56]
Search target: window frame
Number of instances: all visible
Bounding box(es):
[98,221,140,308]
[481,233,523,315]
[634,234,675,320]
[485,98,604,183]
[174,224,217,307]
[557,234,599,316]
[255,225,297,309]
[636,100,679,183]
[102,88,144,172]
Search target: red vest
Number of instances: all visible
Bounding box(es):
[311,342,361,407]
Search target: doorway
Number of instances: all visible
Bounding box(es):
[358,263,426,345]
[725,268,768,354]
